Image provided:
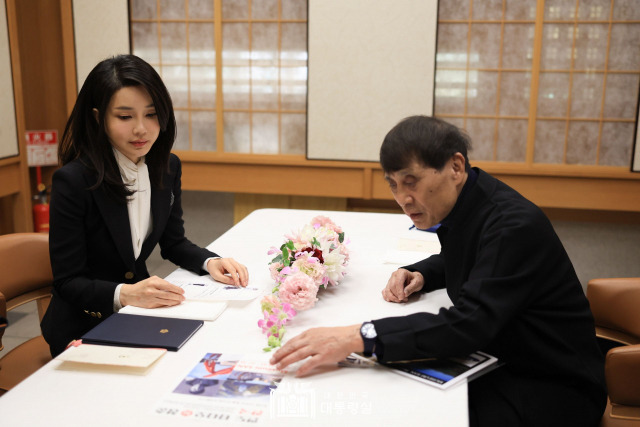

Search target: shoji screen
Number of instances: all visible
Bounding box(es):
[306,0,438,161]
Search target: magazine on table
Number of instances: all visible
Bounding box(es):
[155,352,286,424]
[343,351,500,390]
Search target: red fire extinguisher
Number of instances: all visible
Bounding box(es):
[33,166,50,233]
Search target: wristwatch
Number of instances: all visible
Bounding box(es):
[360,321,377,357]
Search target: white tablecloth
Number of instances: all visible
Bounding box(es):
[0,209,467,427]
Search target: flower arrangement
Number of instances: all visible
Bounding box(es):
[258,216,349,351]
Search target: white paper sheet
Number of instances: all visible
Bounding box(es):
[166,270,264,301]
[383,229,441,264]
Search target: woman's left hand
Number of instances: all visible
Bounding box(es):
[207,258,249,287]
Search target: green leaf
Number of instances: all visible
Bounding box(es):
[311,237,320,247]
[286,240,295,251]
[271,254,283,264]
[263,347,272,352]
[338,232,344,243]
[268,335,281,348]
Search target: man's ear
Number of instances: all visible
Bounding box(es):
[451,152,466,174]
[92,108,99,123]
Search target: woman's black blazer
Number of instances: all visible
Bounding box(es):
[41,154,217,356]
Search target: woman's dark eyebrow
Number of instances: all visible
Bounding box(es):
[113,103,155,110]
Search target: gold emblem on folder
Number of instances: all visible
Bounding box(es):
[160,329,169,334]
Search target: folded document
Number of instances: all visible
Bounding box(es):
[56,343,166,375]
[81,313,203,351]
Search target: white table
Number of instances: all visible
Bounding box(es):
[0,209,467,427]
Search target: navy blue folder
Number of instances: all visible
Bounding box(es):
[81,313,203,351]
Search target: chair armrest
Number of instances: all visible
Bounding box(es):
[606,344,640,407]
[587,278,640,345]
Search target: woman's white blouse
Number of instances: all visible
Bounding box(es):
[113,147,152,260]
[112,147,152,311]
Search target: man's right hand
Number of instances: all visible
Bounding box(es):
[382,269,424,303]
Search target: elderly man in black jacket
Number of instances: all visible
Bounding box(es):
[271,115,606,427]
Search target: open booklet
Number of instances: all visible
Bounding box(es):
[342,351,500,390]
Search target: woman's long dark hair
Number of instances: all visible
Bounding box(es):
[59,54,176,203]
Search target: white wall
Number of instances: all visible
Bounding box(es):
[73,0,130,90]
[0,0,19,159]
[307,0,438,161]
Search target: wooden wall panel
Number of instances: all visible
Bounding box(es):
[0,160,21,198]
[233,194,347,224]
[499,175,640,212]
[181,159,640,218]
[181,162,368,198]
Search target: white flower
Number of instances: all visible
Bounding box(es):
[320,240,347,286]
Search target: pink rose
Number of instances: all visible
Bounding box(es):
[278,272,319,311]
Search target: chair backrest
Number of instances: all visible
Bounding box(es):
[0,233,53,350]
[587,278,640,346]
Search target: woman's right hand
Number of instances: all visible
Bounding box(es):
[119,276,185,308]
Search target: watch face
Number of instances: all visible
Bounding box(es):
[361,322,376,339]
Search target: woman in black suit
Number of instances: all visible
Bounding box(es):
[41,55,248,357]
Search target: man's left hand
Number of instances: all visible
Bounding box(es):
[270,325,363,377]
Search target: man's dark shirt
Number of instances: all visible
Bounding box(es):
[372,167,605,403]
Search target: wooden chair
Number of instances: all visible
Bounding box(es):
[587,278,640,427]
[0,233,53,396]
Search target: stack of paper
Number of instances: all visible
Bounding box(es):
[120,300,227,321]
